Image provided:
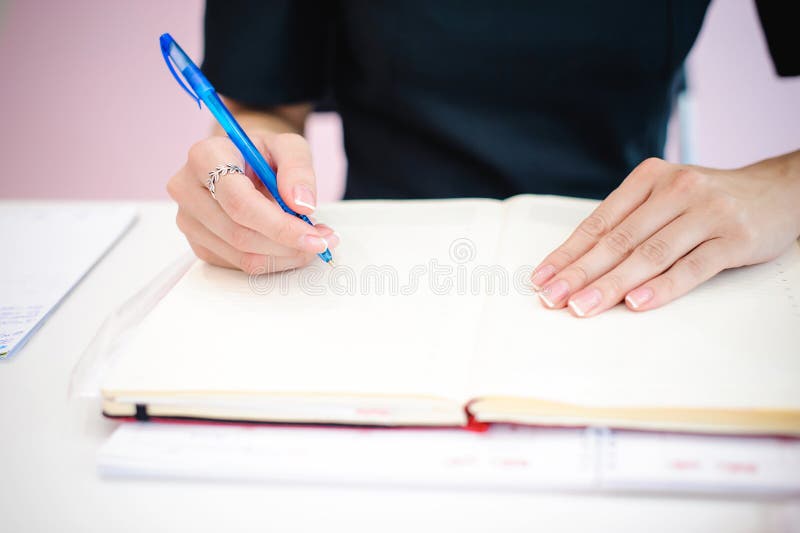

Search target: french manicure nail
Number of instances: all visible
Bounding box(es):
[301,234,328,253]
[568,288,602,317]
[293,185,316,212]
[539,279,569,308]
[626,287,654,309]
[531,264,556,289]
[313,225,340,247]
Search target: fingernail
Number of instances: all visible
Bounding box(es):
[625,287,654,309]
[538,279,569,308]
[293,185,316,212]
[301,234,328,253]
[313,225,340,248]
[326,232,340,248]
[315,223,333,235]
[568,288,602,317]
[531,264,557,289]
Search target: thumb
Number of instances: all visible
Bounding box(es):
[262,132,318,215]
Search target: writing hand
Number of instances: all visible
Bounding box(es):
[167,132,338,274]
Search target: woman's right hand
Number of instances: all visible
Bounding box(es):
[167,131,339,274]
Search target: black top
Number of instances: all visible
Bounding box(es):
[202,1,798,200]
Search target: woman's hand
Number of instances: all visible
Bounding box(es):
[167,131,339,274]
[531,153,800,317]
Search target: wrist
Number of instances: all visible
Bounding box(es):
[739,150,800,237]
[729,150,800,238]
[737,150,800,182]
[211,97,311,138]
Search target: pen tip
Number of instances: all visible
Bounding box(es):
[327,258,336,268]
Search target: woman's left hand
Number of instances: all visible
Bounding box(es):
[531,153,800,317]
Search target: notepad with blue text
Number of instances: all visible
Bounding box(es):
[101,195,800,435]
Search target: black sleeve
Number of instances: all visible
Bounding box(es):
[201,0,334,107]
[755,0,800,77]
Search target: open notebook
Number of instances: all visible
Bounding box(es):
[101,195,800,435]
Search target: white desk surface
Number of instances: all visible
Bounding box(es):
[1,201,798,533]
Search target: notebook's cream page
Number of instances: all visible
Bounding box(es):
[103,199,504,410]
[470,195,800,417]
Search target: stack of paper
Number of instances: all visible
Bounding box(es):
[98,423,800,495]
[0,204,136,358]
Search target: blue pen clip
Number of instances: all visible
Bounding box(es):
[160,33,202,108]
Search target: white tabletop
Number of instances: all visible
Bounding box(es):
[1,201,798,532]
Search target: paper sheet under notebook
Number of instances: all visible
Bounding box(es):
[98,422,800,496]
[0,203,136,358]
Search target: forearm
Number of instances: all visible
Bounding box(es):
[211,97,312,138]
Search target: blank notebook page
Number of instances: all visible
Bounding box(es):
[102,199,504,403]
[471,195,800,411]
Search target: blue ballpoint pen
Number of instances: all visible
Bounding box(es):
[159,33,334,265]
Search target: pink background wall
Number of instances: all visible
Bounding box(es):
[0,0,797,201]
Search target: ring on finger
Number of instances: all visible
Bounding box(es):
[206,163,244,200]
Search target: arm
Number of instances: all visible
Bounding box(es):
[532,150,800,317]
[167,99,339,274]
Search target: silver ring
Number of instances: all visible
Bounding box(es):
[206,163,244,199]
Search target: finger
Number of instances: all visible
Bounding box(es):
[216,172,329,254]
[623,238,731,312]
[187,134,282,200]
[176,208,253,267]
[242,252,317,275]
[179,211,316,274]
[565,213,710,317]
[531,158,666,289]
[187,136,247,188]
[178,211,336,267]
[203,176,327,257]
[264,132,318,216]
[313,224,339,243]
[172,162,291,257]
[538,190,686,309]
[241,135,278,200]
[189,242,235,270]
[177,186,300,257]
